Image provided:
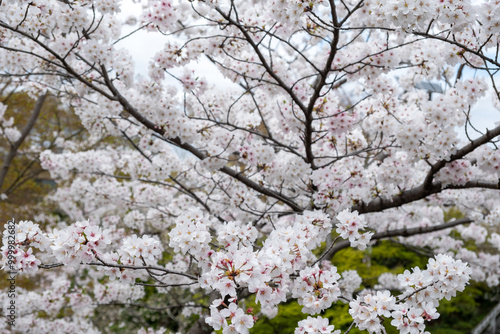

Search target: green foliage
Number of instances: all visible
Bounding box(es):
[370,241,427,269]
[443,207,465,222]
[426,282,496,333]
[251,301,305,334]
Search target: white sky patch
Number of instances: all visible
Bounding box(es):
[467,93,500,136]
[116,0,234,88]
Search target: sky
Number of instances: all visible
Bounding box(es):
[117,1,232,88]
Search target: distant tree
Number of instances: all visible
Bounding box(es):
[0,84,85,223]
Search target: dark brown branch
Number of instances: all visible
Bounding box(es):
[326,217,473,258]
[423,123,500,189]
[353,180,500,214]
[301,0,342,168]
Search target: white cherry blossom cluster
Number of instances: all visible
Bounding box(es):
[205,299,254,334]
[0,221,45,273]
[217,221,258,250]
[1,221,47,273]
[349,254,470,334]
[489,233,500,251]
[457,223,488,244]
[366,0,477,32]
[407,254,471,302]
[435,160,474,186]
[335,209,374,250]
[141,0,176,30]
[337,270,363,300]
[390,302,439,334]
[49,220,111,267]
[349,291,396,333]
[375,272,402,291]
[292,265,341,314]
[119,234,162,264]
[260,210,332,272]
[200,247,263,299]
[473,145,500,176]
[295,316,341,334]
[199,211,336,323]
[168,208,213,263]
[0,102,21,144]
[2,0,500,332]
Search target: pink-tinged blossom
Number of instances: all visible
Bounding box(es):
[335,210,373,250]
[292,265,341,314]
[295,316,340,334]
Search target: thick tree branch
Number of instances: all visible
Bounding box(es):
[353,180,500,214]
[423,123,500,189]
[301,0,342,168]
[354,124,500,213]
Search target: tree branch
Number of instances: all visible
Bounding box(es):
[352,180,499,214]
[326,217,473,258]
[99,65,304,212]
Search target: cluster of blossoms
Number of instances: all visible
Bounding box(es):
[217,221,258,250]
[335,210,373,250]
[349,291,396,333]
[1,219,165,285]
[292,265,341,314]
[200,248,263,299]
[168,208,213,264]
[259,210,333,273]
[394,255,471,333]
[141,0,176,30]
[401,254,471,303]
[0,102,21,144]
[324,110,358,137]
[49,220,111,267]
[2,0,499,333]
[457,223,488,244]
[489,233,500,251]
[119,234,162,264]
[337,269,363,300]
[435,160,474,186]
[295,316,340,334]
[390,302,439,334]
[349,254,470,333]
[366,0,477,31]
[205,300,254,334]
[1,221,49,273]
[200,211,336,324]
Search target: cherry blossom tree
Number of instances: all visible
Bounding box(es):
[1,0,500,333]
